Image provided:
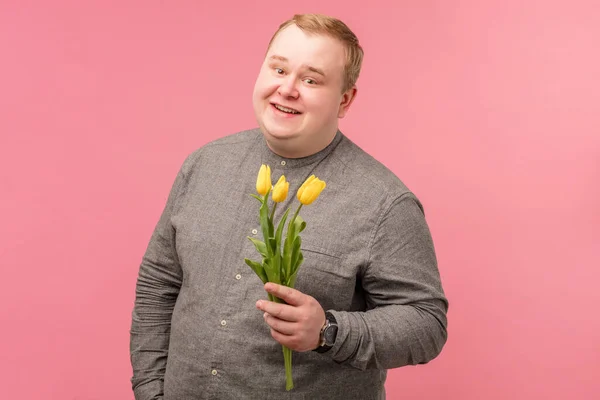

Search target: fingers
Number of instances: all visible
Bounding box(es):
[263,312,295,335]
[270,326,293,347]
[267,316,319,352]
[256,299,299,322]
[264,283,304,306]
[255,284,324,352]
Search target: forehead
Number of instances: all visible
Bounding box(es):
[267,25,346,73]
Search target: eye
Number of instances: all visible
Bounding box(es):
[275,68,284,75]
[304,78,317,85]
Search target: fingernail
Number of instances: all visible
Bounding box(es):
[256,300,262,308]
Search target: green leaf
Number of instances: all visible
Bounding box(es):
[283,224,296,275]
[268,213,275,240]
[293,251,304,274]
[287,251,304,288]
[287,219,296,240]
[291,236,301,273]
[263,258,274,282]
[275,208,291,279]
[259,193,272,257]
[244,258,268,283]
[247,237,268,259]
[250,194,264,203]
[274,251,281,284]
[268,238,277,255]
[287,264,300,288]
[263,190,275,240]
[282,236,292,280]
[293,214,306,234]
[263,258,280,285]
[275,207,290,246]
[283,206,305,285]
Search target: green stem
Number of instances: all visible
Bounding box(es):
[261,190,272,257]
[270,202,278,222]
[280,206,303,391]
[290,204,302,225]
[270,295,293,390]
[283,345,293,391]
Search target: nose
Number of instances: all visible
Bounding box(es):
[277,75,299,99]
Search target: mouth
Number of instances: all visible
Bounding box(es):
[271,103,301,115]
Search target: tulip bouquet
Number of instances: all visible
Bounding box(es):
[244,164,326,391]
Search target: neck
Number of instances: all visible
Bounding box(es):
[265,135,334,159]
[265,127,339,158]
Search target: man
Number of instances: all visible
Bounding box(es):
[130,13,448,400]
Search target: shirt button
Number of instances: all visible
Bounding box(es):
[235,274,242,280]
[211,369,218,376]
[281,160,286,166]
[220,320,227,326]
[251,229,258,235]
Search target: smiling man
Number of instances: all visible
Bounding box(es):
[252,23,356,159]
[130,14,448,400]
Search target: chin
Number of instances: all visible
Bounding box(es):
[263,126,298,141]
[260,118,297,140]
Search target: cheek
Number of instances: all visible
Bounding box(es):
[304,93,339,118]
[253,75,278,99]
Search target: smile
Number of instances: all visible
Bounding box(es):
[272,103,301,114]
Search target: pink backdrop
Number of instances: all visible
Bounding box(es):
[1,1,599,399]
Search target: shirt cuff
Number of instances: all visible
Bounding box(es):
[325,310,360,365]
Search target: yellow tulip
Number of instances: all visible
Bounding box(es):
[272,175,289,203]
[256,164,272,196]
[297,175,326,205]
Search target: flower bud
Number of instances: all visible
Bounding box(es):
[297,175,326,205]
[256,164,272,196]
[272,175,289,203]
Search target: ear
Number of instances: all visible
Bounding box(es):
[337,86,358,118]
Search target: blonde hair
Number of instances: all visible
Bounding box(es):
[267,14,364,93]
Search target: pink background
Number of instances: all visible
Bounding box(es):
[1,1,599,399]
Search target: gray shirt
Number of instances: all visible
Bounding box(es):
[130,129,448,399]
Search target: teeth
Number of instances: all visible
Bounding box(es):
[274,104,299,114]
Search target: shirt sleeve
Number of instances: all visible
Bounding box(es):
[129,168,186,399]
[327,193,449,371]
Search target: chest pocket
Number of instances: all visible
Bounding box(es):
[293,245,357,312]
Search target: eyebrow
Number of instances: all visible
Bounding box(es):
[268,55,326,77]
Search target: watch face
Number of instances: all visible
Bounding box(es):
[324,324,338,345]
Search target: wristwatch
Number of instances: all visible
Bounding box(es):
[314,311,338,353]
